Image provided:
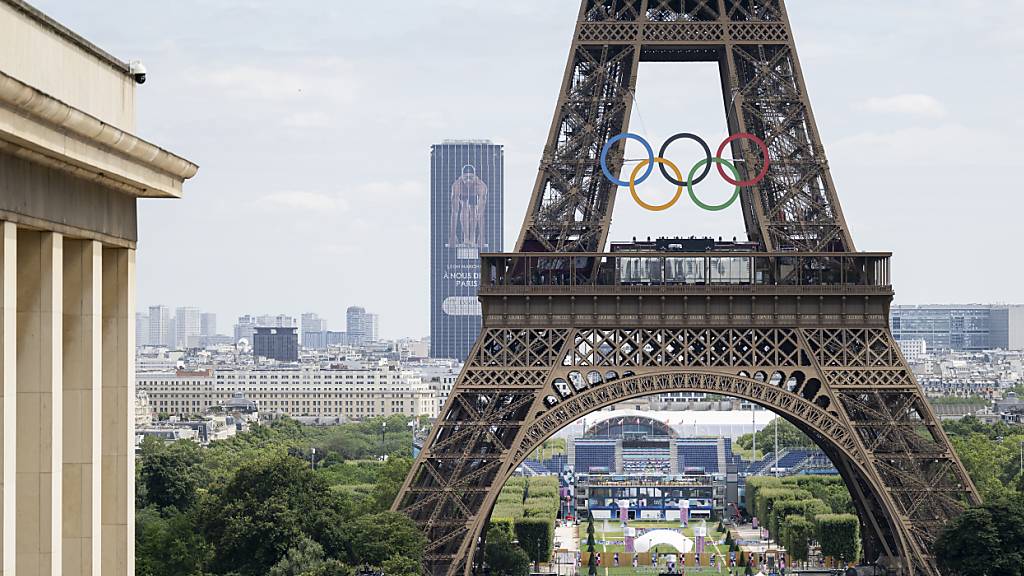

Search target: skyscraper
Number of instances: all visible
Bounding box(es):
[365,313,379,342]
[200,312,218,337]
[347,306,367,345]
[235,314,296,343]
[148,305,170,347]
[234,314,257,343]
[430,140,503,360]
[175,306,201,348]
[256,314,296,328]
[252,327,299,362]
[136,312,150,346]
[301,312,328,347]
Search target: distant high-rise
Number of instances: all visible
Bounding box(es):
[136,312,150,346]
[257,314,296,328]
[175,306,201,348]
[252,327,299,362]
[890,304,1024,351]
[347,306,369,344]
[148,305,170,347]
[234,314,257,343]
[365,313,379,342]
[301,312,328,348]
[235,313,295,343]
[200,312,218,337]
[430,140,503,360]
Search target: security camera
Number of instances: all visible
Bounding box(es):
[129,61,147,84]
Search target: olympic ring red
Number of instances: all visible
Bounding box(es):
[715,132,770,187]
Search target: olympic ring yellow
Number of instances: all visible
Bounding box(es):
[629,157,684,212]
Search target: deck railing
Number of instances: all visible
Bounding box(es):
[480,252,891,289]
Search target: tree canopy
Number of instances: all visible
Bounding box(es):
[935,495,1024,576]
[136,417,425,576]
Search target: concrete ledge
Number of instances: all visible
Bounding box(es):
[0,70,198,198]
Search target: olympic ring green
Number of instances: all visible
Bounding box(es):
[687,157,741,211]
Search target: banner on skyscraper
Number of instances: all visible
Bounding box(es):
[430,141,504,359]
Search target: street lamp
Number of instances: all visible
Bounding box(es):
[381,421,387,462]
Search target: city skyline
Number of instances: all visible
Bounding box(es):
[3,2,1021,575]
[27,0,1024,339]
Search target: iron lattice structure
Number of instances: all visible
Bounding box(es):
[395,2,978,576]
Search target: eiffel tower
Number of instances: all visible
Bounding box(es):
[394,2,978,575]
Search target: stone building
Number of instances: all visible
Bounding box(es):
[0,1,197,574]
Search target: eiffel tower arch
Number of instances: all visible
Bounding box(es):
[394,2,979,576]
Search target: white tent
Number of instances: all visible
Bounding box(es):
[633,530,694,553]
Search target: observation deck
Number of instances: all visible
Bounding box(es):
[479,252,893,329]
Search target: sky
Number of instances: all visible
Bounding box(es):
[32,0,1024,338]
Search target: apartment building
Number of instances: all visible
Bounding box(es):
[137,362,438,420]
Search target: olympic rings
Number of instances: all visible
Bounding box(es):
[630,157,684,212]
[715,132,770,187]
[600,131,770,212]
[659,133,712,187]
[688,157,740,212]
[601,133,654,187]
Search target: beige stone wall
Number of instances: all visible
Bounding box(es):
[0,1,135,130]
[0,224,135,576]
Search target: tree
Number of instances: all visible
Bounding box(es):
[137,437,205,511]
[781,515,814,564]
[586,513,597,576]
[935,496,1024,576]
[489,517,516,541]
[199,454,352,576]
[370,456,413,512]
[755,488,811,534]
[736,418,814,452]
[819,483,854,515]
[269,535,330,576]
[343,512,427,566]
[744,476,782,517]
[814,514,860,565]
[485,526,531,576]
[770,499,808,541]
[950,433,1014,500]
[381,555,423,576]
[135,505,209,576]
[514,517,554,571]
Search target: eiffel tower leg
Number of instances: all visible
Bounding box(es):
[394,326,978,576]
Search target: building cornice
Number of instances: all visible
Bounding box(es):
[0,69,198,198]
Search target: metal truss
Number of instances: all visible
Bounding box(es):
[396,2,975,576]
[514,0,852,253]
[396,328,978,576]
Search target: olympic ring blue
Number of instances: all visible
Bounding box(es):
[600,132,655,187]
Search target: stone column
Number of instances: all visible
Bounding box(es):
[62,240,102,576]
[100,247,133,576]
[0,222,16,576]
[16,229,63,576]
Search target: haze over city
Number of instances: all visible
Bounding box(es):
[28,0,1024,338]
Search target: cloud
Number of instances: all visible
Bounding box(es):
[258,191,349,212]
[829,123,1012,167]
[193,58,357,105]
[351,180,426,202]
[856,94,948,119]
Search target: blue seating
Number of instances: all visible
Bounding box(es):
[575,440,616,473]
[677,443,719,474]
